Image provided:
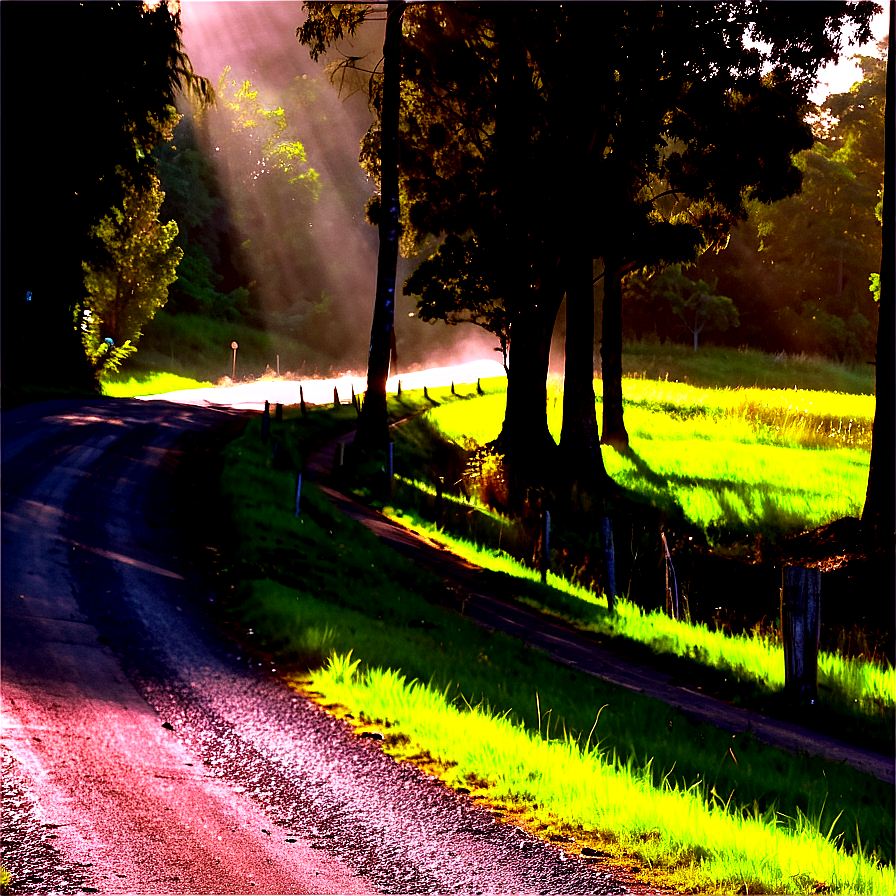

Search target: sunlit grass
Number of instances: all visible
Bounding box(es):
[382,504,895,721]
[313,654,893,895]
[210,407,893,893]
[429,378,872,541]
[100,371,212,397]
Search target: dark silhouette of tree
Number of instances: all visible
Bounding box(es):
[396,3,878,479]
[299,1,406,454]
[862,2,894,549]
[1,1,210,398]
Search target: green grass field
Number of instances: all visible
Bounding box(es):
[208,381,893,895]
[428,376,873,544]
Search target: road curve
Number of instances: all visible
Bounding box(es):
[1,399,636,895]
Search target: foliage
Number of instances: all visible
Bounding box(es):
[1,1,209,391]
[79,171,183,376]
[690,39,886,360]
[627,267,739,351]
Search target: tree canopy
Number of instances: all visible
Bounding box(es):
[1,1,209,394]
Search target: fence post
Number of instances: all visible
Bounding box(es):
[275,402,283,422]
[387,442,394,495]
[541,510,551,584]
[300,385,307,417]
[660,531,680,620]
[333,441,345,474]
[781,565,821,703]
[261,401,270,443]
[435,476,444,528]
[333,387,340,409]
[600,517,617,612]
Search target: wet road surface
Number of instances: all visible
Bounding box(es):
[1,399,636,895]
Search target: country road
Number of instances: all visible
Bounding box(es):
[1,398,636,895]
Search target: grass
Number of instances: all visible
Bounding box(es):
[316,655,892,896]
[427,377,873,545]
[376,504,894,747]
[120,310,337,383]
[620,340,875,395]
[100,371,213,397]
[207,397,894,894]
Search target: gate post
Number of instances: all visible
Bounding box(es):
[781,565,822,703]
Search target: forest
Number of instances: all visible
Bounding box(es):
[1,2,886,386]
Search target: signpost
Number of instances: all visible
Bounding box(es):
[231,341,238,381]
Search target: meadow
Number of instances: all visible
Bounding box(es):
[205,365,892,894]
[427,376,874,543]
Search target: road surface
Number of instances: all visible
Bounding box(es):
[1,398,636,895]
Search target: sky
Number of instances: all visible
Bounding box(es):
[810,5,890,103]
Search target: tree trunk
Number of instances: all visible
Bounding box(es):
[861,3,894,551]
[492,11,559,482]
[560,253,607,485]
[600,258,630,450]
[497,292,562,472]
[353,0,405,454]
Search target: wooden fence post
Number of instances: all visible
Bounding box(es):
[781,565,821,703]
[333,387,340,409]
[300,385,307,417]
[261,401,270,443]
[435,476,444,528]
[275,402,283,422]
[600,517,617,613]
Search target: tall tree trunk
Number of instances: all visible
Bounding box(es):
[600,257,630,450]
[353,0,405,454]
[493,10,559,479]
[861,1,894,550]
[498,291,563,469]
[559,252,607,485]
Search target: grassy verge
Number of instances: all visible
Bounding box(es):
[100,371,213,397]
[209,400,893,894]
[620,341,875,394]
[377,501,894,752]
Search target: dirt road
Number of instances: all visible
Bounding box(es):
[1,399,633,895]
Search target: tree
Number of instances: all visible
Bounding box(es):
[79,172,183,376]
[299,1,406,454]
[396,3,878,472]
[1,1,210,395]
[628,267,739,352]
[861,3,893,548]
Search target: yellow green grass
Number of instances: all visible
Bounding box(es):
[100,371,213,397]
[210,403,893,894]
[381,504,894,723]
[314,653,893,895]
[429,378,873,542]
